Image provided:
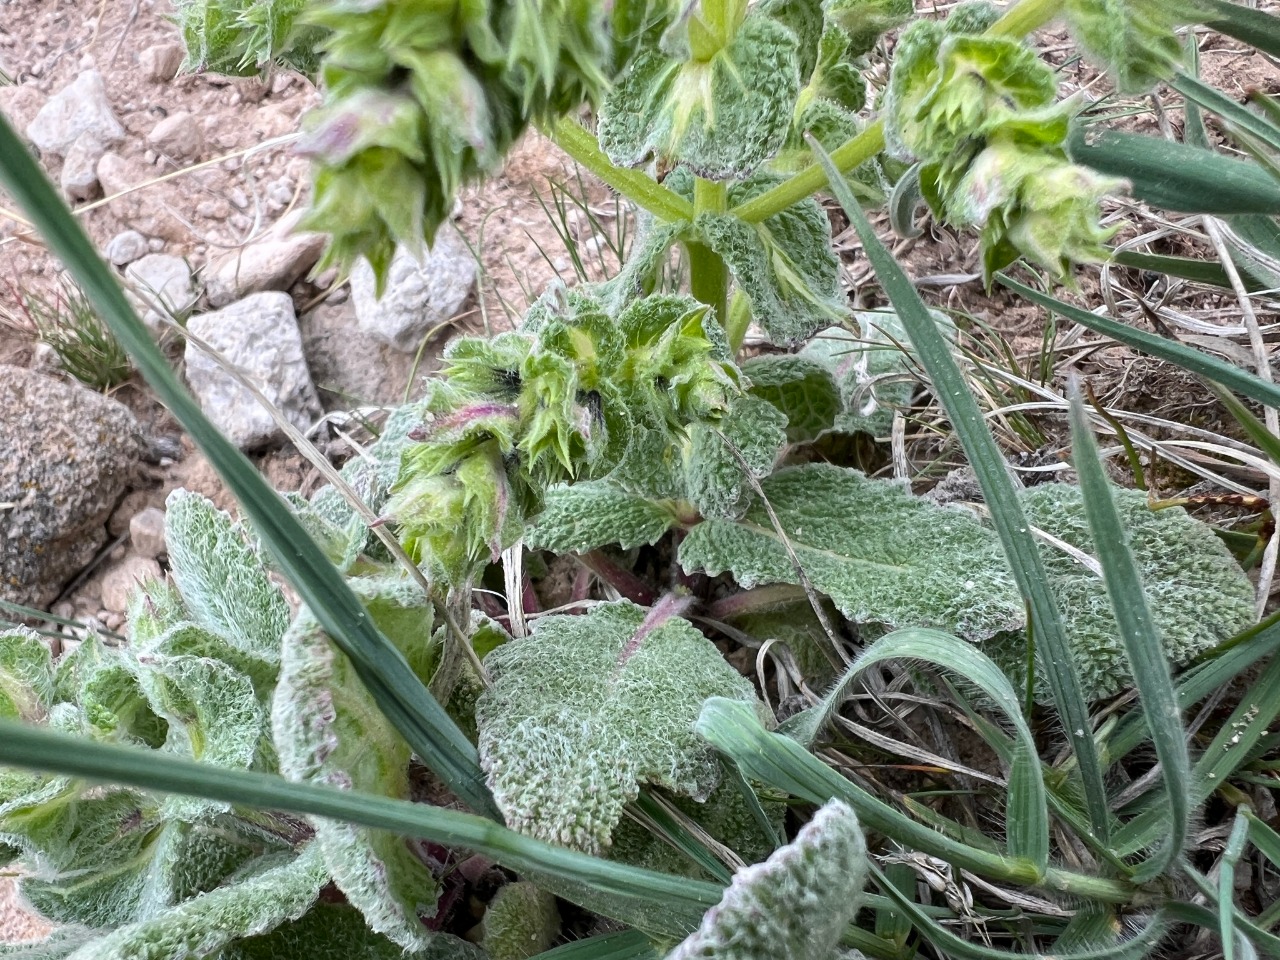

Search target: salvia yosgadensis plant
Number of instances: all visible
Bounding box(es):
[5,0,1280,957]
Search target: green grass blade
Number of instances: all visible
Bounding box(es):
[1191,647,1280,802]
[1197,0,1280,59]
[1067,128,1280,214]
[0,720,717,938]
[808,138,1114,846]
[0,111,498,818]
[791,627,1048,872]
[1244,808,1280,866]
[1109,249,1237,290]
[1172,73,1280,156]
[1067,383,1190,882]
[1222,812,1252,960]
[1203,381,1280,465]
[997,275,1280,409]
[532,930,658,960]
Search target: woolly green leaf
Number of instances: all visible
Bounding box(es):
[681,464,1024,639]
[665,800,867,960]
[164,491,289,665]
[133,652,266,820]
[825,0,913,55]
[56,637,167,748]
[1062,0,1196,94]
[124,578,189,646]
[697,175,844,345]
[526,481,682,553]
[984,484,1256,702]
[272,577,442,949]
[599,17,801,180]
[686,396,788,519]
[60,844,328,960]
[220,903,488,960]
[480,881,560,960]
[141,622,277,702]
[0,629,53,722]
[475,599,765,853]
[0,927,95,958]
[743,355,840,444]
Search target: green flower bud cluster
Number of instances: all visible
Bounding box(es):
[298,0,615,284]
[173,0,326,75]
[885,2,1124,280]
[384,288,741,585]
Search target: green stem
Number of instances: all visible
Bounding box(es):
[727,0,1067,224]
[687,177,729,320]
[549,117,694,223]
[723,289,752,354]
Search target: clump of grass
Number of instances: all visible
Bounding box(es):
[2,279,132,390]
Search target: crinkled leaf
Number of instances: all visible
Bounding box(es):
[697,174,845,345]
[984,484,1257,702]
[678,464,1025,639]
[479,881,560,960]
[599,17,801,180]
[0,629,53,723]
[665,800,867,960]
[825,0,913,55]
[0,926,96,958]
[744,355,840,443]
[685,396,788,519]
[475,600,765,853]
[526,481,681,553]
[124,579,189,646]
[61,845,328,960]
[220,903,488,960]
[272,577,442,949]
[55,637,167,748]
[164,491,289,664]
[140,623,277,702]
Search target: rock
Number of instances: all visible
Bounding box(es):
[125,254,197,332]
[139,43,184,83]
[128,506,167,559]
[184,292,322,450]
[25,70,124,157]
[350,230,476,352]
[0,85,48,144]
[0,367,145,610]
[299,298,421,409]
[105,230,148,266]
[147,111,203,161]
[60,132,107,202]
[205,224,326,307]
[100,555,162,613]
[95,151,136,197]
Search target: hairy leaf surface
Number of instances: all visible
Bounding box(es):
[272,577,442,949]
[743,355,840,444]
[526,481,681,553]
[679,464,1024,639]
[665,800,867,960]
[476,600,764,853]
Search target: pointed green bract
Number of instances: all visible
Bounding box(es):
[272,578,442,949]
[475,600,766,853]
[1062,0,1196,93]
[665,800,867,960]
[164,491,289,665]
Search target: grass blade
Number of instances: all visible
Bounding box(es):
[0,720,718,938]
[1109,249,1237,290]
[786,627,1048,872]
[1172,73,1280,156]
[1066,382,1190,881]
[1197,0,1280,59]
[997,275,1280,409]
[1066,128,1280,214]
[808,137,1115,846]
[0,111,498,818]
[532,930,658,960]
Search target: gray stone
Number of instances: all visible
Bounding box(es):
[184,292,322,450]
[0,367,145,610]
[125,254,197,332]
[299,298,420,409]
[350,230,476,352]
[100,555,162,613]
[128,506,167,560]
[139,43,184,83]
[105,230,148,266]
[206,230,326,307]
[25,70,124,157]
[147,111,202,161]
[60,132,106,202]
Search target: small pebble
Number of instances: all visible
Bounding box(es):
[128,506,167,559]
